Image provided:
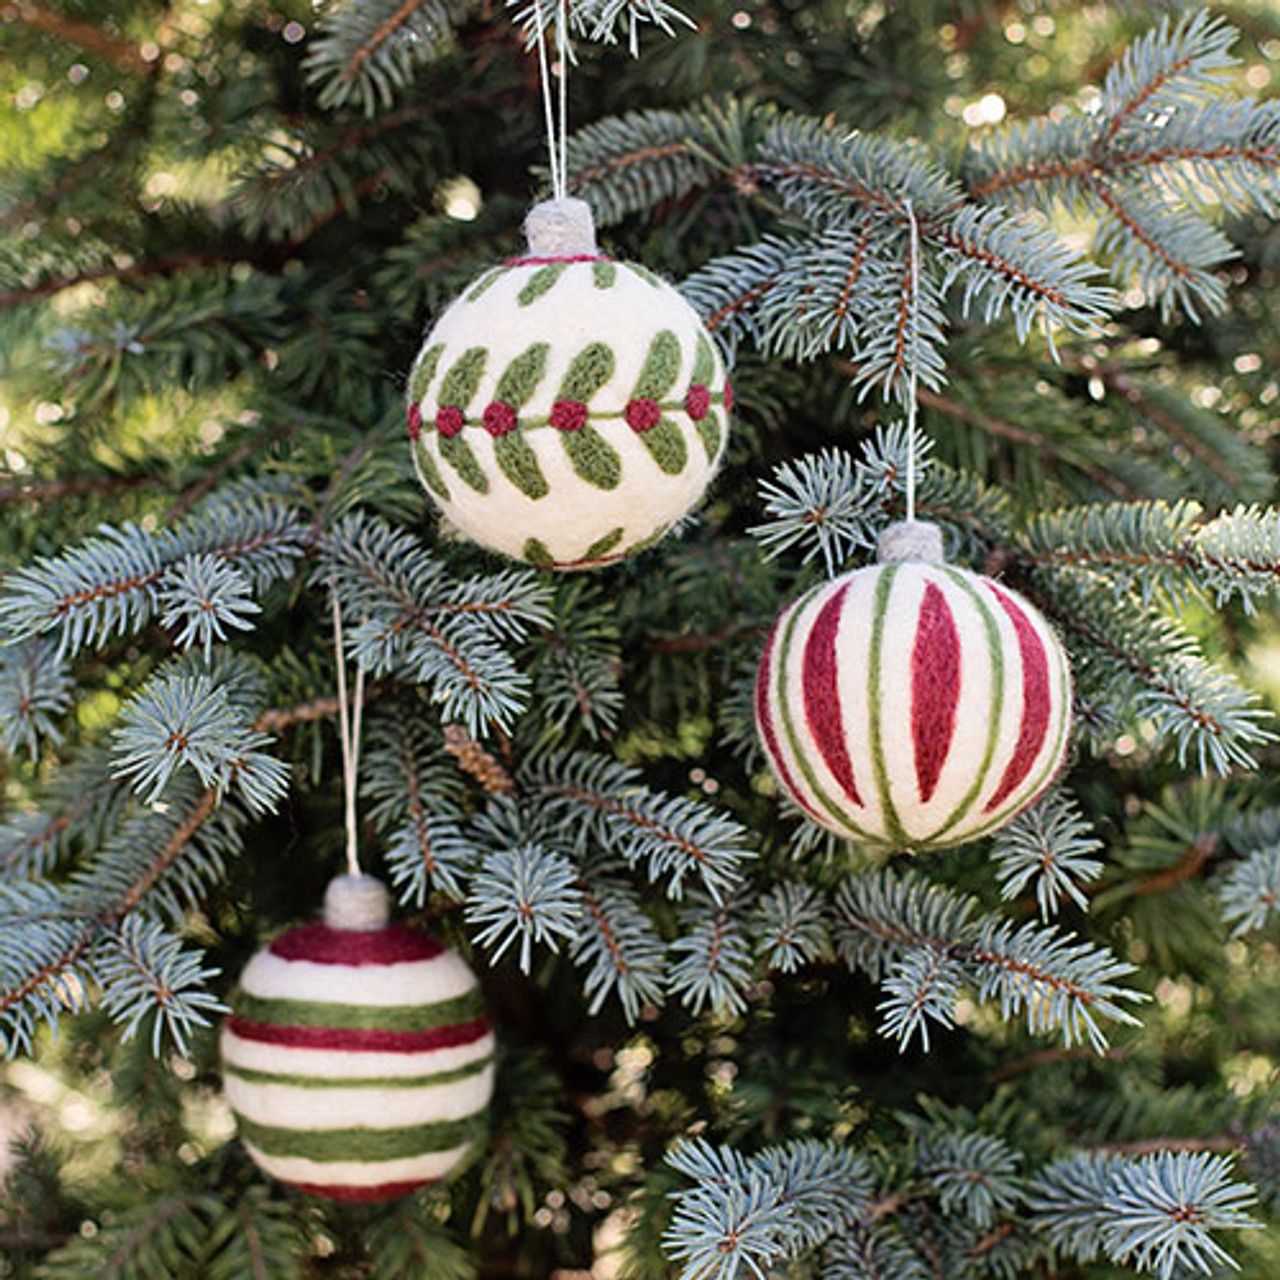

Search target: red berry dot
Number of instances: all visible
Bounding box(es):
[723,382,734,413]
[550,400,589,432]
[626,397,662,432]
[407,404,422,440]
[684,384,711,421]
[436,406,466,437]
[483,401,518,436]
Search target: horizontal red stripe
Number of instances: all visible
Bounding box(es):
[226,1015,491,1054]
[269,923,444,965]
[285,1178,436,1203]
[505,254,611,266]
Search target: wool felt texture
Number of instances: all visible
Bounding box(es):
[221,877,493,1202]
[524,197,598,257]
[407,202,730,570]
[755,551,1072,850]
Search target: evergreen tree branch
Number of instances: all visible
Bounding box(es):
[0,473,151,506]
[0,250,262,313]
[0,487,308,658]
[524,751,753,901]
[835,868,1144,1051]
[1216,844,1280,936]
[1028,1150,1258,1278]
[0,783,219,1054]
[4,1,154,74]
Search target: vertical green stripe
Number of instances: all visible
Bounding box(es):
[774,586,878,844]
[959,624,1073,843]
[867,565,908,848]
[927,568,1007,845]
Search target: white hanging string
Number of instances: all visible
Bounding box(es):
[531,1,562,199]
[556,0,569,198]
[330,584,365,878]
[903,198,922,524]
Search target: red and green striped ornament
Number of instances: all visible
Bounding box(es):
[220,874,493,1202]
[755,520,1072,850]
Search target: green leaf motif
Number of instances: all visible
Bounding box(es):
[561,426,622,491]
[466,267,506,302]
[495,343,550,409]
[518,264,569,306]
[623,522,671,557]
[626,263,665,289]
[637,416,688,476]
[632,330,683,401]
[494,432,549,499]
[408,343,444,405]
[691,332,717,385]
[695,410,722,463]
[523,538,555,568]
[413,439,451,501]
[438,347,487,410]
[582,527,625,560]
[439,433,489,493]
[558,342,616,403]
[593,262,617,290]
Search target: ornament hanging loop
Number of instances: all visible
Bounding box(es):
[530,0,571,201]
[329,582,366,880]
[903,197,922,525]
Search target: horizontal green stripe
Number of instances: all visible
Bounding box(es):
[224,1056,492,1091]
[237,1113,488,1161]
[234,987,483,1032]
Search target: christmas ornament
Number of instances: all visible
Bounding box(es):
[221,874,495,1201]
[406,196,731,570]
[755,521,1071,850]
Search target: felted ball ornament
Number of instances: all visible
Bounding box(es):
[220,874,494,1202]
[755,520,1072,850]
[406,197,731,570]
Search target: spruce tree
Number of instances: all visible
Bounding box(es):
[2,2,1280,1277]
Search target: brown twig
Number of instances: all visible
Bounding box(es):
[0,473,151,505]
[991,1044,1131,1083]
[0,250,251,312]
[163,419,297,522]
[567,142,691,191]
[1094,1134,1241,1155]
[4,2,153,73]
[253,695,341,735]
[1101,367,1244,491]
[342,0,431,81]
[968,142,1280,201]
[1132,833,1219,897]
[1087,177,1196,282]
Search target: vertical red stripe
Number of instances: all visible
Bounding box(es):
[911,582,961,803]
[802,584,861,805]
[985,586,1052,812]
[755,614,826,824]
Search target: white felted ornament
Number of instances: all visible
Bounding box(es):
[220,874,494,1202]
[755,521,1072,850]
[407,197,731,570]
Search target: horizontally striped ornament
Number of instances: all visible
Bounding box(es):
[755,520,1071,850]
[220,874,493,1202]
